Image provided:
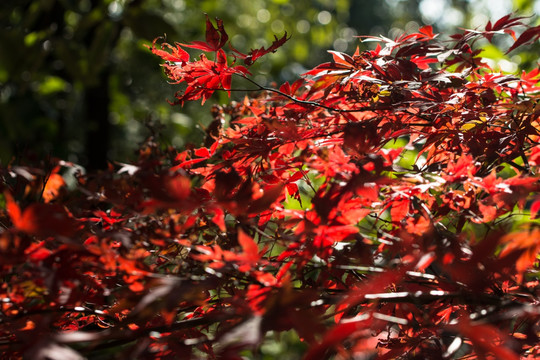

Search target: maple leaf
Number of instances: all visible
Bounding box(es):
[237,229,260,272]
[484,14,526,41]
[448,316,520,360]
[208,206,226,232]
[5,193,81,237]
[147,38,190,63]
[530,198,540,219]
[443,154,477,182]
[499,229,540,278]
[230,32,290,65]
[140,172,192,210]
[418,25,436,40]
[506,25,540,53]
[238,229,258,259]
[304,315,374,360]
[43,171,66,203]
[25,241,52,262]
[390,196,410,224]
[182,14,229,52]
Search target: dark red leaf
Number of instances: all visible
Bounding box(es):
[183,15,229,52]
[231,32,289,65]
[13,203,80,237]
[507,25,540,53]
[304,316,373,360]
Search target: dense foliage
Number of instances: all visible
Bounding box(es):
[1,14,540,359]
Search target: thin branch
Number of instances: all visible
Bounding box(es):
[236,74,382,114]
[52,314,236,354]
[3,306,118,324]
[508,160,529,173]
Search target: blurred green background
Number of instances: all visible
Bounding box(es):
[0,0,538,170]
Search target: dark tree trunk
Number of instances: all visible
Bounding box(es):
[84,68,111,170]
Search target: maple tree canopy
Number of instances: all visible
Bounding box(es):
[1,13,540,359]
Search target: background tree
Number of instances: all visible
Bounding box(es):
[0,0,350,169]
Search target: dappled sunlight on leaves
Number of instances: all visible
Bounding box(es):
[0,13,539,360]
